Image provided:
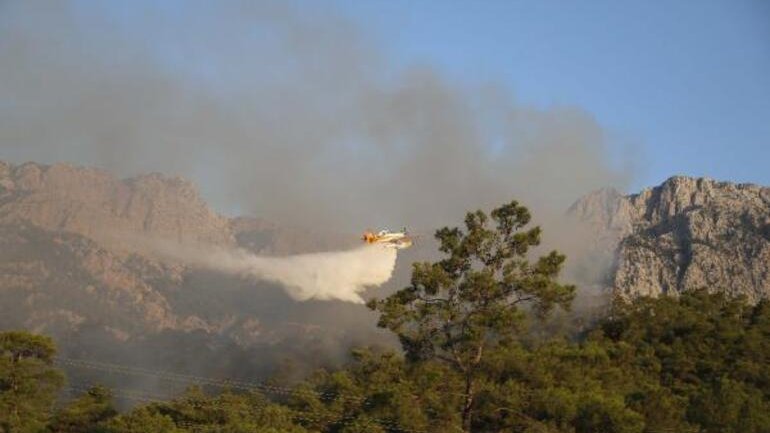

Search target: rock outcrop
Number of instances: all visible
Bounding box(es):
[570,176,770,302]
[0,161,235,248]
[0,161,236,340]
[0,160,387,384]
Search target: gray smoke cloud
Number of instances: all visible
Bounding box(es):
[0,1,638,391]
[0,1,634,234]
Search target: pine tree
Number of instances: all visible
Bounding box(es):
[0,331,64,433]
[368,201,575,432]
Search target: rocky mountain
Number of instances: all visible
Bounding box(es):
[2,161,768,388]
[0,161,234,248]
[0,161,386,384]
[569,176,770,302]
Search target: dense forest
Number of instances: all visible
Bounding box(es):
[2,202,769,433]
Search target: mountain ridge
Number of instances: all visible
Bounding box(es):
[570,175,770,302]
[0,160,385,377]
[0,160,235,249]
[1,160,768,384]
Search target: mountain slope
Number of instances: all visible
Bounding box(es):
[570,176,770,302]
[0,161,388,385]
[0,161,234,248]
[2,161,768,387]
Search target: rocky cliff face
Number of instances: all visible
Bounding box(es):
[570,176,770,302]
[0,162,223,338]
[0,161,381,381]
[0,161,235,248]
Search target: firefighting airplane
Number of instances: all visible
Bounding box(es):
[362,228,414,249]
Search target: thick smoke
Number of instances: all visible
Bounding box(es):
[0,1,634,236]
[0,1,636,389]
[148,241,398,304]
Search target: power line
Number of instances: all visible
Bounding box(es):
[55,356,367,404]
[64,384,172,404]
[63,382,430,433]
[57,358,434,433]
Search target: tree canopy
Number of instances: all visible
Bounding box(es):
[368,200,575,431]
[0,332,64,433]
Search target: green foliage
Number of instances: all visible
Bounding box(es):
[288,348,464,432]
[150,387,308,433]
[99,407,181,433]
[598,291,770,433]
[2,290,769,433]
[293,290,770,432]
[0,331,64,433]
[368,201,575,431]
[49,386,116,433]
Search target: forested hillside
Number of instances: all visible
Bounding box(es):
[2,202,768,433]
[3,290,768,433]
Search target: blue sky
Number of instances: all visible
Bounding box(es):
[325,0,770,189]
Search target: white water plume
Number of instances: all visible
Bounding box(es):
[150,241,399,304]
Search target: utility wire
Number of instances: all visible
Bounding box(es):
[63,382,430,433]
[55,356,367,404]
[58,357,434,433]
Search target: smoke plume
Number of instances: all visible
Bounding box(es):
[0,1,638,388]
[0,1,635,232]
[0,0,643,305]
